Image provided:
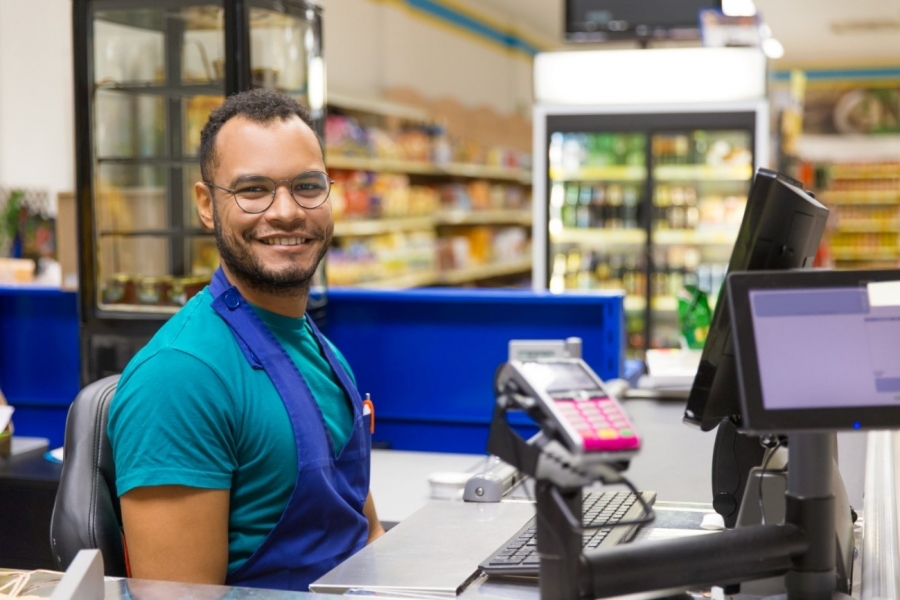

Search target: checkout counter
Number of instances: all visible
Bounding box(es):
[4,398,888,600]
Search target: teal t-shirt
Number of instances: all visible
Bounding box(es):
[108,288,355,573]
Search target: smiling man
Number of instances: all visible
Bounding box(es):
[108,89,384,592]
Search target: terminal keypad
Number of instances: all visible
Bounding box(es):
[554,396,640,452]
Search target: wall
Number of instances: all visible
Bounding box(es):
[317,0,540,117]
[0,0,74,213]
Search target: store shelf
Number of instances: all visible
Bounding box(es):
[326,153,530,183]
[550,228,646,247]
[357,270,441,289]
[437,258,532,285]
[333,216,435,237]
[652,296,678,313]
[347,258,532,288]
[833,221,900,232]
[624,295,678,313]
[653,164,752,181]
[831,249,900,261]
[328,90,430,121]
[653,229,738,246]
[548,165,647,182]
[95,81,223,98]
[435,209,532,226]
[823,190,900,205]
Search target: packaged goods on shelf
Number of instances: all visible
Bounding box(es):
[328,231,437,287]
[807,160,900,270]
[324,114,529,169]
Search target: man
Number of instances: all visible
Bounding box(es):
[108,89,385,592]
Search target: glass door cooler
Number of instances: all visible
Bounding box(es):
[73,0,325,384]
[533,105,767,355]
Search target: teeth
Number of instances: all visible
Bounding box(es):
[262,237,308,246]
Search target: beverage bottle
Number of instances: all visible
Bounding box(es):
[623,186,639,229]
[607,184,624,228]
[548,132,564,169]
[627,134,645,166]
[669,186,685,229]
[577,185,593,228]
[562,183,579,228]
[654,185,671,230]
[591,185,606,228]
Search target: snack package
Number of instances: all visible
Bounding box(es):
[677,285,712,350]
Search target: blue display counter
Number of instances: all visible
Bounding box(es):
[0,286,624,454]
[0,285,80,448]
[325,288,625,453]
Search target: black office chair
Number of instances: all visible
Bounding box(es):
[50,374,128,576]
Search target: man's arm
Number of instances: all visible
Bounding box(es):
[363,491,386,544]
[120,485,230,584]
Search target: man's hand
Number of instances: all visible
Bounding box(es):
[120,486,230,584]
[363,492,386,544]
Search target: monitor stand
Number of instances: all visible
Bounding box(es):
[736,435,855,597]
[760,432,853,600]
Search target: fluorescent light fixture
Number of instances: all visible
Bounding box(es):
[534,47,767,105]
[761,37,784,59]
[722,0,757,16]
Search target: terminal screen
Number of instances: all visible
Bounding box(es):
[520,361,601,394]
[749,282,900,410]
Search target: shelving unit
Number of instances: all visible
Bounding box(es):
[324,93,533,289]
[808,161,900,271]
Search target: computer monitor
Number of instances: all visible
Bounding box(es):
[683,169,829,431]
[728,268,900,433]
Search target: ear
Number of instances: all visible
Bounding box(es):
[195,181,215,231]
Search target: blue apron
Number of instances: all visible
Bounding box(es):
[208,268,370,591]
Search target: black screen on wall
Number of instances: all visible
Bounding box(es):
[565,0,723,42]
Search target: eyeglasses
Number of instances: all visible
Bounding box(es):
[204,170,334,214]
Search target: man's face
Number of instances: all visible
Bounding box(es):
[195,115,332,294]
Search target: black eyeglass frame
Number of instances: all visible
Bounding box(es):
[204,170,335,214]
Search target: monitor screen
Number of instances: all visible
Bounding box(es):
[565,0,722,42]
[728,269,900,433]
[683,169,829,431]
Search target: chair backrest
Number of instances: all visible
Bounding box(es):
[50,374,127,576]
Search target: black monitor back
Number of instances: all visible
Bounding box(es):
[683,168,829,431]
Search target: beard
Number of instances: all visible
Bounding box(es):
[212,203,330,296]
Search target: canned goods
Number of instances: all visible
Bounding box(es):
[103,274,135,304]
[137,276,172,306]
[168,278,188,306]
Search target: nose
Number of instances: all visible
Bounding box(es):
[265,183,305,222]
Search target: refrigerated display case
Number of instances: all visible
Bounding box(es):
[533,103,768,354]
[73,0,324,384]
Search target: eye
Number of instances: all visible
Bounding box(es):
[234,180,273,198]
[293,178,327,197]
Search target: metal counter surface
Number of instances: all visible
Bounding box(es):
[311,500,535,596]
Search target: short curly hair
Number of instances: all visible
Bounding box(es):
[199,89,322,181]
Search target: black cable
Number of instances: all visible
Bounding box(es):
[757,437,784,526]
[550,475,655,533]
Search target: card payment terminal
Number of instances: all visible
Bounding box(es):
[496,358,641,457]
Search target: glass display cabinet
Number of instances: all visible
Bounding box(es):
[73,0,325,384]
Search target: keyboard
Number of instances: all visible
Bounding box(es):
[479,490,657,576]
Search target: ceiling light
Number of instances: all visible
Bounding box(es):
[761,37,784,59]
[722,0,757,17]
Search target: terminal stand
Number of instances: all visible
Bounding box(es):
[488,380,855,600]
